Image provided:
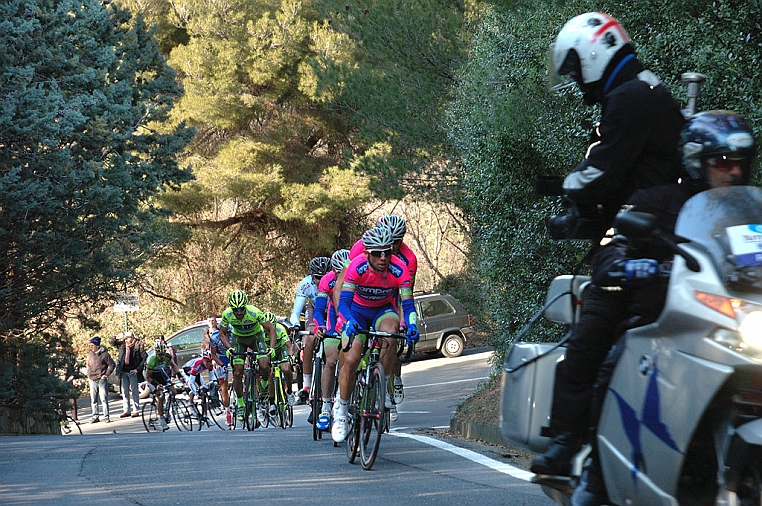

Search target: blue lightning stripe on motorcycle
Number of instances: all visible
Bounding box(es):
[641,360,682,454]
[610,357,684,487]
[609,389,645,480]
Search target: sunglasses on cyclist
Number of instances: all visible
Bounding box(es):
[707,156,745,172]
[368,248,393,258]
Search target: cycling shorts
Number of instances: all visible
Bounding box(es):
[147,367,171,386]
[342,302,399,346]
[231,333,267,364]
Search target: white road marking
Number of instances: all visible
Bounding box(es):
[405,377,489,389]
[390,431,534,482]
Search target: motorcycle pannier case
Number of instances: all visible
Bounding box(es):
[500,342,565,453]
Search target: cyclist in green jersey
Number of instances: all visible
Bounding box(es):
[220,290,279,421]
[262,312,297,407]
[145,341,187,430]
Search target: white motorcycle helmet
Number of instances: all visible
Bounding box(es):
[549,12,631,90]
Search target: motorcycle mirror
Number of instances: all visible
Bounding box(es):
[615,212,701,272]
[614,211,655,239]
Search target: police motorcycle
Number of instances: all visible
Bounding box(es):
[500,91,762,506]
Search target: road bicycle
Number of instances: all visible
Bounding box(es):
[141,379,194,432]
[288,328,310,393]
[310,333,339,441]
[345,329,407,470]
[58,402,81,435]
[269,355,294,429]
[192,381,227,431]
[235,349,270,431]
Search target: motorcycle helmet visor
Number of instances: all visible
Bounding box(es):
[548,45,579,91]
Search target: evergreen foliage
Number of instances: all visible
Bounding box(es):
[452,0,762,358]
[0,0,193,411]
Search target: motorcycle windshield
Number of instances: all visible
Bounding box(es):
[675,186,762,291]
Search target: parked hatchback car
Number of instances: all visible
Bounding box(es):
[413,292,475,358]
[166,319,214,366]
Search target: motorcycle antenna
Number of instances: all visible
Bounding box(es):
[681,72,707,118]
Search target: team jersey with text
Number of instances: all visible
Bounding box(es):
[348,238,418,278]
[220,305,267,338]
[342,255,412,308]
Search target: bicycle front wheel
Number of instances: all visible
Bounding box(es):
[172,398,194,431]
[346,376,362,464]
[142,400,161,433]
[311,356,323,440]
[273,376,287,429]
[205,394,227,431]
[244,372,257,431]
[360,364,385,470]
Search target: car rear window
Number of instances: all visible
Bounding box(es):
[420,299,455,318]
[169,326,205,353]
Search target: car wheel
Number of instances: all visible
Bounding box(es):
[441,334,464,358]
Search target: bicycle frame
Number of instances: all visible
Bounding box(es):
[346,329,406,470]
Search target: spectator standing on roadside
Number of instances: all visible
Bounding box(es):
[115,331,148,418]
[86,336,115,423]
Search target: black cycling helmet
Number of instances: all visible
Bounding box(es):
[680,110,758,186]
[309,257,331,278]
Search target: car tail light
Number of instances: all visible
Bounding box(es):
[469,315,473,326]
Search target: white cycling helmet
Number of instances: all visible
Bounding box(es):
[549,12,630,89]
[330,249,350,272]
[361,226,393,250]
[376,214,406,242]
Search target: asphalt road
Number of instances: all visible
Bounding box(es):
[0,349,555,506]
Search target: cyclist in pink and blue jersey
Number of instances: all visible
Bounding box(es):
[312,248,350,430]
[331,227,419,443]
[346,214,416,420]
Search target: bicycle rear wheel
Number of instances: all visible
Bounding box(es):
[360,364,385,470]
[61,415,82,435]
[273,376,286,429]
[173,398,194,431]
[142,400,161,432]
[311,356,323,440]
[346,376,362,463]
[244,372,256,431]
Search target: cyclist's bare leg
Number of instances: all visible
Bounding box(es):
[281,362,294,393]
[337,337,363,407]
[259,357,272,397]
[156,388,165,417]
[218,377,230,407]
[232,363,244,400]
[322,344,339,401]
[377,317,400,378]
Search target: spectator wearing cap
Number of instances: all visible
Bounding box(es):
[86,336,116,423]
[115,331,148,418]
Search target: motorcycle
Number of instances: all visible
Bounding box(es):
[500,185,762,505]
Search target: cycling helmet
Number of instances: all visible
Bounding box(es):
[309,257,331,278]
[377,214,407,242]
[361,226,393,250]
[331,249,350,272]
[550,12,630,88]
[228,289,248,309]
[154,342,167,355]
[262,311,278,325]
[202,349,213,360]
[680,110,758,185]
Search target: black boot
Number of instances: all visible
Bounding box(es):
[530,433,580,476]
[571,460,608,506]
